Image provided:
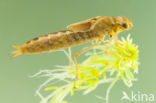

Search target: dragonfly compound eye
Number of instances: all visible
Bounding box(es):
[122,23,127,28]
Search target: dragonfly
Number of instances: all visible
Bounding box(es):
[11,16,133,88]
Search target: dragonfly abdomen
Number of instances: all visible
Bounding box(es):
[11,30,98,57]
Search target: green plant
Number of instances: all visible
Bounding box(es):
[32,34,139,103]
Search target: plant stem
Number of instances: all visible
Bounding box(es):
[105,73,120,103]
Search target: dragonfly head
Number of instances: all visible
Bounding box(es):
[115,16,133,31]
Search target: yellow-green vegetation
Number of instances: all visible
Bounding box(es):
[32,35,139,103]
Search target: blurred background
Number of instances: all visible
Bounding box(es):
[0,0,156,103]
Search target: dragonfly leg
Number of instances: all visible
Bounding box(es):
[68,47,73,67]
[73,39,103,88]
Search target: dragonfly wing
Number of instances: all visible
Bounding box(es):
[67,20,92,32]
[67,16,103,32]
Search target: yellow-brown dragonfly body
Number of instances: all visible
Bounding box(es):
[11,16,133,88]
[12,30,97,56]
[11,16,133,57]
